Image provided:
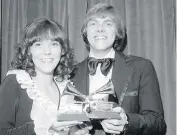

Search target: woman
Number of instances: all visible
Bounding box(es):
[0,17,88,135]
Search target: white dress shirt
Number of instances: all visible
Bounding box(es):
[89,48,115,96]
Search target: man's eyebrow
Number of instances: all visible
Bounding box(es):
[104,18,116,23]
[104,19,114,21]
[105,20,115,23]
[87,17,115,23]
[88,18,97,21]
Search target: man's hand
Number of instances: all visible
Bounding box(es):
[100,107,128,134]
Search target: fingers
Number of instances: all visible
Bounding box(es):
[112,107,128,121]
[71,127,90,135]
[80,122,93,130]
[52,121,82,127]
[101,119,128,134]
[101,121,124,134]
[112,106,122,113]
[104,119,128,126]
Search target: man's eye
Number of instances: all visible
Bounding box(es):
[88,21,97,26]
[106,23,112,26]
[104,20,114,27]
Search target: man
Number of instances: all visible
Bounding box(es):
[71,3,166,135]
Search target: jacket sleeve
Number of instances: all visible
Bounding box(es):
[0,74,35,134]
[125,60,166,135]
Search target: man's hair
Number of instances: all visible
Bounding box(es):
[11,17,75,81]
[81,3,127,52]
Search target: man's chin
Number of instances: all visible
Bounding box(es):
[91,47,112,52]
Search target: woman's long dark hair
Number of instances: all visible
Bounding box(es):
[11,17,75,81]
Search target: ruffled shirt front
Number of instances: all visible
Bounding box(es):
[6,70,69,135]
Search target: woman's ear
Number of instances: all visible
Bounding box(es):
[61,48,65,56]
[27,47,32,58]
[115,29,120,38]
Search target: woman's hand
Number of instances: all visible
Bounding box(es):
[49,120,92,135]
[49,121,83,134]
[69,122,92,135]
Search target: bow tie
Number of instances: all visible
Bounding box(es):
[88,57,115,76]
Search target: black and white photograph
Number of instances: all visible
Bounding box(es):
[0,0,176,135]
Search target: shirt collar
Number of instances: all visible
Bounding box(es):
[89,48,115,59]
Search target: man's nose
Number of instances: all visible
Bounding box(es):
[97,24,104,32]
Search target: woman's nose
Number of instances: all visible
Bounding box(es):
[43,45,51,55]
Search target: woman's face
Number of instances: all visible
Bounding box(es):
[30,39,62,75]
[86,16,117,51]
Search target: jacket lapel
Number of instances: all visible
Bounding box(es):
[112,52,133,105]
[72,52,134,104]
[72,58,89,95]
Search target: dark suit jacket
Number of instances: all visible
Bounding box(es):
[71,51,166,135]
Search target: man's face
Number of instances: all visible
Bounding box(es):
[86,16,117,51]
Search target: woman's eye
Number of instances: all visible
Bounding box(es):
[105,22,113,27]
[33,43,41,47]
[91,22,96,26]
[52,42,59,47]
